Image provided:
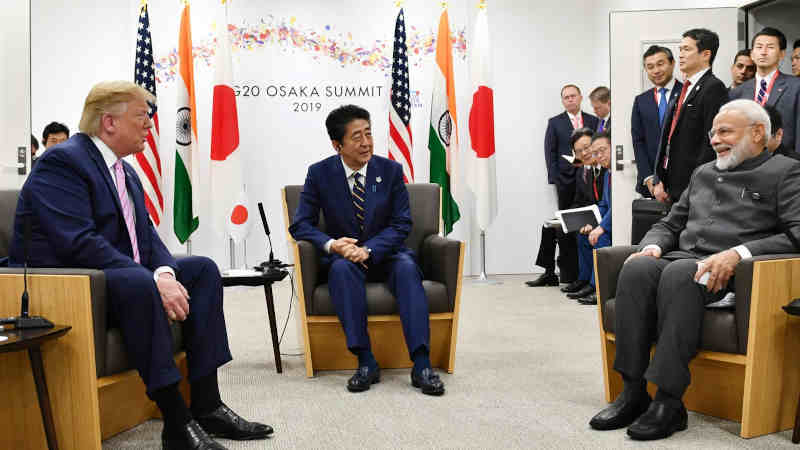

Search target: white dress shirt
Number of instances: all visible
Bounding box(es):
[754,68,778,102]
[91,136,174,280]
[681,68,710,105]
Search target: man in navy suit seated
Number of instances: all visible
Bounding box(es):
[10,81,271,450]
[289,105,445,396]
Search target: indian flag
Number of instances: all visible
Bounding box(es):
[174,3,199,244]
[428,9,460,235]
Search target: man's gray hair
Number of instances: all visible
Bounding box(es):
[718,99,772,142]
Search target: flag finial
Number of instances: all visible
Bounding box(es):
[440,1,448,9]
[140,0,147,7]
[478,0,487,9]
[394,0,404,6]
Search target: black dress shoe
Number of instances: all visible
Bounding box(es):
[627,400,687,440]
[347,365,380,392]
[567,285,595,299]
[560,279,588,293]
[578,294,597,305]
[589,392,651,430]
[411,367,445,396]
[162,420,227,450]
[195,404,273,441]
[783,298,800,315]
[525,272,559,287]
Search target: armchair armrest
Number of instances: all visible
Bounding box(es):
[420,235,462,311]
[595,246,638,305]
[295,241,320,312]
[734,253,800,354]
[0,267,107,376]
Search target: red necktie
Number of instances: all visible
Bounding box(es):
[668,80,691,144]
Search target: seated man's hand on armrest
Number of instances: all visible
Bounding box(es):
[625,245,662,264]
[694,248,741,293]
[156,272,190,321]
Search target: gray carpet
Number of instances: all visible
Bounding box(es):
[103,274,796,449]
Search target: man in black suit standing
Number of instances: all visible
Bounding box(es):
[589,86,611,133]
[633,46,683,198]
[730,27,800,156]
[528,85,598,288]
[651,28,729,204]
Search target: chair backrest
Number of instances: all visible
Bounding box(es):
[0,190,20,258]
[283,183,440,255]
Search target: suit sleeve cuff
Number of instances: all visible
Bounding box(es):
[153,266,175,282]
[733,245,752,260]
[642,175,654,186]
[324,239,334,254]
[642,244,661,253]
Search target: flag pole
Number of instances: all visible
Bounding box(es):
[228,237,236,269]
[472,229,502,284]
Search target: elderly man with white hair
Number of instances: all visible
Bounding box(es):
[588,99,800,441]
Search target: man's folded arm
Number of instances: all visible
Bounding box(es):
[288,171,334,251]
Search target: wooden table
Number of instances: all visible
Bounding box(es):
[0,325,71,450]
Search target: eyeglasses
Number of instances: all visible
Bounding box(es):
[707,123,755,141]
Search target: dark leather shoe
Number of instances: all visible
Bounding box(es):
[162,420,227,450]
[589,392,651,430]
[567,285,595,299]
[411,367,445,396]
[627,400,688,440]
[347,365,380,392]
[525,272,559,287]
[783,298,800,315]
[195,404,273,441]
[578,294,597,305]
[560,279,588,293]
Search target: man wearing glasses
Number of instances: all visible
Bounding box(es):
[588,99,800,441]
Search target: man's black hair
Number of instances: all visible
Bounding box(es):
[752,27,787,51]
[683,28,720,66]
[325,105,370,142]
[643,45,674,63]
[42,121,70,144]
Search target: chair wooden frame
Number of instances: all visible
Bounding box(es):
[594,251,800,438]
[281,187,465,378]
[0,273,189,449]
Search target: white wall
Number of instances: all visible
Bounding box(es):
[22,0,781,274]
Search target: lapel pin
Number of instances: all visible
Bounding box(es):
[376,176,382,183]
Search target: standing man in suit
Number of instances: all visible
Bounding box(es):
[589,86,611,133]
[589,100,800,440]
[633,46,683,198]
[652,28,729,204]
[729,49,756,90]
[534,85,598,289]
[289,105,445,396]
[10,81,272,450]
[731,27,800,156]
[792,39,799,77]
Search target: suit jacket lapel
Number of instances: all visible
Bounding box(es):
[673,73,708,130]
[123,163,149,251]
[332,158,358,235]
[84,137,125,217]
[766,72,788,106]
[362,158,379,236]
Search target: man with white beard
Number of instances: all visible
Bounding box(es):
[588,99,800,441]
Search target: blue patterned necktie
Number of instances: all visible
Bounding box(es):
[756,79,768,104]
[352,173,366,233]
[657,87,668,127]
[598,119,605,132]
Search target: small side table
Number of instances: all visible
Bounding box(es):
[222,270,288,373]
[0,325,71,450]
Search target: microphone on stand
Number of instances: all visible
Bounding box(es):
[258,202,275,266]
[12,216,53,329]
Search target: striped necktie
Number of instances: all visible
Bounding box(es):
[113,160,140,263]
[756,79,768,104]
[352,172,366,233]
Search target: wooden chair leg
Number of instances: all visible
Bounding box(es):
[793,391,800,444]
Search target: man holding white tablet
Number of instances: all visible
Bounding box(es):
[588,99,800,440]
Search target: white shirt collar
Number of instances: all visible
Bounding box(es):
[685,67,709,87]
[567,110,581,121]
[341,157,368,180]
[755,68,778,88]
[91,135,121,171]
[659,77,677,92]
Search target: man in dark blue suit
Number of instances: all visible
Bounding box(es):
[632,46,683,197]
[529,85,598,290]
[10,81,271,450]
[289,105,444,396]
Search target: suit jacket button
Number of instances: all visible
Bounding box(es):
[717,177,723,182]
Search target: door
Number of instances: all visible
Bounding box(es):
[0,0,31,190]
[609,8,742,246]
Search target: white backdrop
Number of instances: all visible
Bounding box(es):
[29,0,750,274]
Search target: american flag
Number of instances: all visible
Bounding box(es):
[133,4,164,226]
[388,8,414,183]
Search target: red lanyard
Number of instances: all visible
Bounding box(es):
[754,72,779,106]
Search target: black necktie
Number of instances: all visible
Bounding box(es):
[352,173,366,233]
